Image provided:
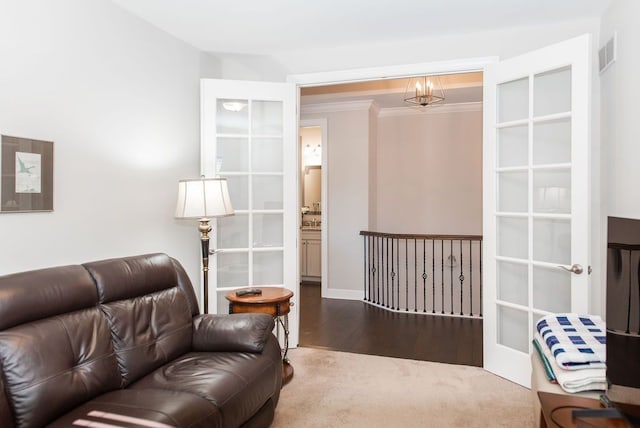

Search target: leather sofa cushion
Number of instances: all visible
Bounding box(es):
[0,265,97,330]
[0,307,120,428]
[130,344,281,428]
[48,389,222,428]
[192,313,275,353]
[101,287,193,386]
[84,253,179,304]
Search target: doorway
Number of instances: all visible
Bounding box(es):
[299,123,325,283]
[295,69,485,365]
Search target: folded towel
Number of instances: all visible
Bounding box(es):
[534,332,607,394]
[532,338,557,383]
[536,313,606,369]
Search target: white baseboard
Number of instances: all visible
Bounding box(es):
[322,288,364,300]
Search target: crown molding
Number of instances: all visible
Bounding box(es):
[378,102,482,117]
[301,99,378,114]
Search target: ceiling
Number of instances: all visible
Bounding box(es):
[110,0,610,107]
[111,0,610,56]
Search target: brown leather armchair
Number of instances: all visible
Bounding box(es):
[0,253,282,428]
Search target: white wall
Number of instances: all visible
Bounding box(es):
[0,0,219,304]
[376,108,482,235]
[302,104,372,297]
[368,105,379,231]
[601,0,640,218]
[600,0,640,316]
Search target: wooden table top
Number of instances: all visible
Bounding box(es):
[225,287,294,304]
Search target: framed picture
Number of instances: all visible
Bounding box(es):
[1,135,54,213]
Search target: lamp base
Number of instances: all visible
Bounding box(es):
[199,219,211,314]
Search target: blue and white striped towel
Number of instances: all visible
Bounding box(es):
[536,313,606,370]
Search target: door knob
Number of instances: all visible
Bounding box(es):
[558,264,583,275]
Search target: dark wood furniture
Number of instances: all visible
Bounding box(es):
[538,391,631,428]
[226,287,295,385]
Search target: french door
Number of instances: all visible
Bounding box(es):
[200,79,298,343]
[483,34,592,387]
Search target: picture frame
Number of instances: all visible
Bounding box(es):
[1,135,54,213]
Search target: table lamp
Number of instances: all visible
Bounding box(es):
[175,176,234,313]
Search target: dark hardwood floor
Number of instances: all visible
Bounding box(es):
[298,282,483,366]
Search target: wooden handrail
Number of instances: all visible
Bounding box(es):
[360,230,483,241]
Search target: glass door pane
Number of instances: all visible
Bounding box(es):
[497,261,528,306]
[216,99,249,134]
[497,305,529,353]
[533,169,571,214]
[533,119,571,165]
[498,77,528,122]
[498,125,528,168]
[533,266,571,313]
[534,66,571,116]
[532,218,571,264]
[497,217,528,259]
[498,172,528,212]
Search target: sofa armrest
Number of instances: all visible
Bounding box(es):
[192,313,275,353]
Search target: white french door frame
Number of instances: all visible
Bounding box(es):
[201,79,298,341]
[288,56,496,348]
[482,34,592,387]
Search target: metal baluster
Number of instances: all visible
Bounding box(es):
[469,239,473,317]
[369,235,373,302]
[459,239,464,316]
[376,236,380,305]
[406,239,409,311]
[363,235,368,301]
[479,241,483,317]
[390,238,394,309]
[450,240,454,315]
[433,240,437,313]
[414,239,417,312]
[441,240,444,314]
[386,237,389,308]
[423,239,427,313]
[396,238,400,311]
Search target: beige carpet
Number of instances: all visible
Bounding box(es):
[273,347,534,427]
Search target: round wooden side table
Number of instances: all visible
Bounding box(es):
[225,287,295,386]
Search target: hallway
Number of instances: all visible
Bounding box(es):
[298,282,483,366]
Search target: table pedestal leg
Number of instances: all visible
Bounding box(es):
[276,314,294,385]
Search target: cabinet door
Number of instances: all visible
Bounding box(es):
[306,239,322,277]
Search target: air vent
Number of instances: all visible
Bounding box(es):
[599,33,616,74]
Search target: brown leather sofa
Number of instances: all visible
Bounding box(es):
[0,253,283,428]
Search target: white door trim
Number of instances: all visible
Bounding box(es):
[299,118,329,300]
[288,57,498,87]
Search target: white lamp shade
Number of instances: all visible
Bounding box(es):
[175,177,234,219]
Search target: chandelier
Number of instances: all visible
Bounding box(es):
[403,75,445,107]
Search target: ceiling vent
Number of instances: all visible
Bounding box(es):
[599,33,616,74]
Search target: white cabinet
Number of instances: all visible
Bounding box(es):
[301,230,321,281]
